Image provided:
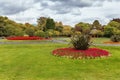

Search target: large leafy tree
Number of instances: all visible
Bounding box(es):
[92,20,102,30]
[46,18,55,30]
[112,18,120,23]
[104,21,120,37]
[37,17,47,31]
[25,27,35,37]
[75,22,91,34]
[0,16,7,36]
[0,16,25,37]
[62,25,72,36]
[55,22,63,32]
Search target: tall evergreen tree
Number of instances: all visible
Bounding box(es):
[92,20,101,30]
[46,18,55,30]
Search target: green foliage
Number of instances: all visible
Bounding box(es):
[25,27,35,36]
[71,34,91,50]
[62,25,72,37]
[90,29,104,37]
[104,21,120,37]
[35,30,48,37]
[92,20,102,29]
[53,30,60,37]
[14,29,24,36]
[108,21,120,29]
[46,18,55,30]
[96,30,104,37]
[37,17,47,31]
[75,22,91,34]
[111,35,120,42]
[0,16,25,37]
[46,29,60,37]
[112,18,120,23]
[104,25,115,37]
[55,26,63,32]
[73,31,81,35]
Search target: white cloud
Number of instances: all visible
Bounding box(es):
[0,0,120,26]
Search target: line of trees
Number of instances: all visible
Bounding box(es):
[0,16,120,38]
[75,19,120,37]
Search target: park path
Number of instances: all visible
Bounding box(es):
[0,39,120,46]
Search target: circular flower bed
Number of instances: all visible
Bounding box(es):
[52,48,110,59]
[6,36,51,40]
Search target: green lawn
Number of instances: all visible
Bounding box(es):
[0,43,120,80]
[91,38,110,44]
[52,37,110,44]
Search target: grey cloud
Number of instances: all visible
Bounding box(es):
[105,14,120,19]
[0,0,34,15]
[15,17,35,21]
[0,4,27,15]
[39,0,104,15]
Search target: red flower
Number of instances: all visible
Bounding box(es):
[6,36,51,40]
[52,48,110,59]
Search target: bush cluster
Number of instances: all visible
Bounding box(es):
[111,35,120,42]
[71,34,91,50]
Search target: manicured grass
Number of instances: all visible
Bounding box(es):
[0,43,119,80]
[52,37,110,44]
[91,38,110,44]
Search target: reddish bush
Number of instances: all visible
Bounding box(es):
[52,48,110,59]
[6,36,51,40]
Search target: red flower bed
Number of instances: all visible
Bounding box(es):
[6,36,51,40]
[104,41,120,44]
[52,48,110,59]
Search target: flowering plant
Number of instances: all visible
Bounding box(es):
[6,36,51,40]
[52,48,110,59]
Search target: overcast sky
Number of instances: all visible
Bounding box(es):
[0,0,120,26]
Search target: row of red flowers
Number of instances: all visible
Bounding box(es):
[6,36,51,40]
[52,48,110,59]
[104,41,120,44]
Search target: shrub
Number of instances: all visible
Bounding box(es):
[73,31,81,35]
[53,30,60,37]
[34,30,46,37]
[71,34,91,50]
[111,35,120,42]
[14,29,24,36]
[25,27,35,37]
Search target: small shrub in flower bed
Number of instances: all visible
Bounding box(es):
[6,36,51,40]
[52,48,110,59]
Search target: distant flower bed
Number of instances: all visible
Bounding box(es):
[52,48,110,59]
[104,41,120,44]
[6,36,51,40]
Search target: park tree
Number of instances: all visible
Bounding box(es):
[75,22,91,34]
[112,18,120,23]
[46,18,55,30]
[0,16,27,37]
[25,27,35,36]
[104,21,120,37]
[37,17,47,31]
[92,20,102,30]
[62,25,72,37]
[104,25,116,37]
[34,30,46,37]
[55,22,63,32]
[107,21,120,29]
[0,16,6,36]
